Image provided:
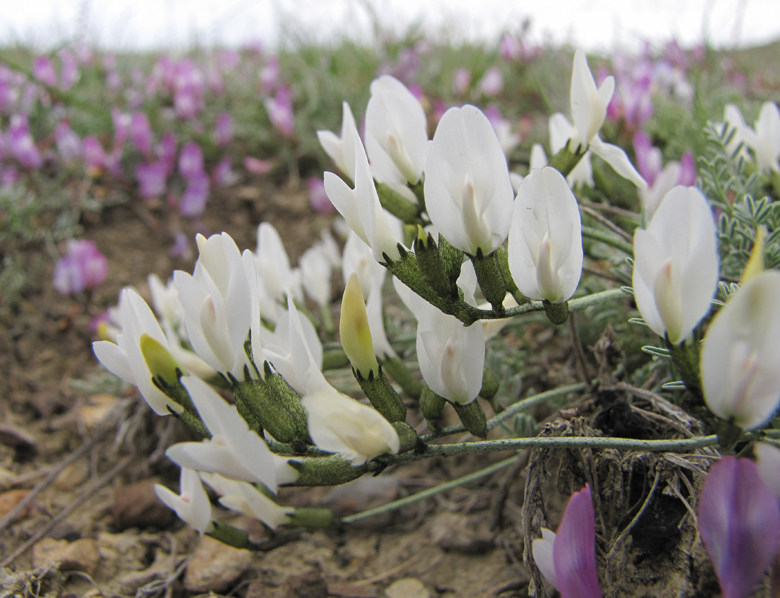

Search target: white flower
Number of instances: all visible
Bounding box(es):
[549,113,594,188]
[302,385,400,465]
[508,167,583,303]
[166,376,298,490]
[341,232,396,362]
[201,472,292,529]
[154,467,212,533]
[752,102,780,173]
[299,246,332,308]
[632,186,719,344]
[701,271,780,430]
[568,49,645,188]
[424,104,514,256]
[147,274,216,380]
[394,276,485,405]
[173,233,262,378]
[93,288,181,416]
[720,104,755,161]
[323,124,405,263]
[365,75,428,187]
[261,301,323,395]
[317,101,359,181]
[254,222,303,316]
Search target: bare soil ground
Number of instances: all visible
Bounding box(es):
[0,179,541,598]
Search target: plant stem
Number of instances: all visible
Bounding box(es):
[421,382,587,441]
[582,225,634,255]
[342,455,520,524]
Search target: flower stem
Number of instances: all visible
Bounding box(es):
[582,225,634,254]
[342,455,520,524]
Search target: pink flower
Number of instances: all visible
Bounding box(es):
[214,112,233,146]
[156,132,178,175]
[478,67,503,97]
[307,177,333,214]
[212,157,238,187]
[452,69,471,96]
[179,173,210,218]
[82,136,106,174]
[59,50,79,90]
[698,457,780,598]
[532,485,602,598]
[55,121,82,163]
[178,141,204,179]
[244,156,274,174]
[130,112,154,158]
[136,161,168,198]
[9,116,42,169]
[264,86,295,137]
[53,240,108,295]
[33,56,57,87]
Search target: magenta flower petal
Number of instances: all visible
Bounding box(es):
[698,456,780,598]
[553,485,602,598]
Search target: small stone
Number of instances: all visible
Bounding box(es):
[184,535,253,593]
[33,537,101,576]
[282,569,328,598]
[327,581,378,597]
[0,424,37,453]
[113,478,174,530]
[384,578,430,598]
[0,489,31,521]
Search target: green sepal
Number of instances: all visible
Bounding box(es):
[452,399,488,438]
[375,181,420,224]
[231,365,311,447]
[287,455,368,486]
[392,421,420,454]
[353,365,407,423]
[286,507,336,529]
[322,347,351,371]
[548,144,586,178]
[420,385,447,432]
[415,229,459,301]
[479,367,500,403]
[542,299,570,325]
[472,249,507,315]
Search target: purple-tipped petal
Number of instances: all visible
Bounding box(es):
[698,456,780,598]
[553,485,602,598]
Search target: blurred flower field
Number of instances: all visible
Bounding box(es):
[1,18,780,598]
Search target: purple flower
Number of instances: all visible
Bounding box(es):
[212,157,238,187]
[478,66,503,97]
[136,161,168,198]
[82,136,106,175]
[131,112,154,158]
[698,457,780,598]
[264,86,294,137]
[260,56,279,92]
[214,112,233,146]
[53,240,108,295]
[33,56,57,87]
[0,165,20,187]
[8,115,42,169]
[307,176,333,214]
[156,132,178,175]
[532,485,602,598]
[633,131,662,186]
[179,141,204,179]
[678,151,697,186]
[55,121,82,163]
[112,107,131,146]
[168,230,193,260]
[452,69,471,96]
[59,50,79,90]
[179,173,210,218]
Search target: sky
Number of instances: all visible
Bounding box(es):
[1,0,779,53]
